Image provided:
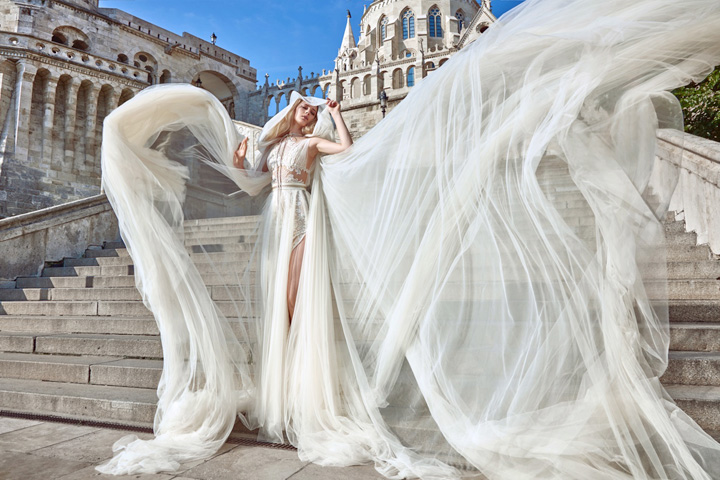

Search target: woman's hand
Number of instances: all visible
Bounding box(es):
[326,99,341,116]
[233,137,248,169]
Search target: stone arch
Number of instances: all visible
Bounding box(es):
[277,91,289,111]
[118,88,134,106]
[340,80,347,99]
[477,23,490,34]
[159,69,171,84]
[406,65,416,87]
[311,84,322,98]
[362,74,372,96]
[392,68,404,89]
[28,69,52,159]
[301,87,309,96]
[72,79,94,170]
[51,74,73,169]
[351,77,361,98]
[322,83,330,99]
[52,26,90,50]
[93,84,115,171]
[134,52,157,84]
[438,58,449,67]
[190,70,240,119]
[379,71,387,91]
[266,94,275,117]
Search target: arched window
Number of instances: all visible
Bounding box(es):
[402,9,415,39]
[456,10,465,33]
[117,54,129,64]
[429,7,442,38]
[380,16,388,42]
[392,68,404,89]
[407,66,415,87]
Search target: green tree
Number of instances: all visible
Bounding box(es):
[674,66,720,142]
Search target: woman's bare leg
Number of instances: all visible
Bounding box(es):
[287,237,306,324]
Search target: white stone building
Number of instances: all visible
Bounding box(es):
[0,0,257,217]
[249,0,496,136]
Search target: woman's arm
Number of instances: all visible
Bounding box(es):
[312,100,353,156]
[233,137,248,169]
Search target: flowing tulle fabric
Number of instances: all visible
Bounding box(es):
[98,0,720,478]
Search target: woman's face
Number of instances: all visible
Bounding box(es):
[293,101,318,128]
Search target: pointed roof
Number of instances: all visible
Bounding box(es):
[339,10,356,54]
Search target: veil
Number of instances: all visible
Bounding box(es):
[98,0,720,478]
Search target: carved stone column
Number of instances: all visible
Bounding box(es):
[41,75,58,165]
[83,83,100,169]
[63,78,80,172]
[13,61,38,162]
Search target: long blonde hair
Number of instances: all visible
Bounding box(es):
[267,99,318,141]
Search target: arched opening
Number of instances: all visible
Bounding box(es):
[159,69,171,84]
[51,74,72,169]
[456,10,466,33]
[312,85,322,98]
[407,66,415,87]
[52,26,90,51]
[51,32,68,45]
[363,74,372,96]
[392,68,404,89]
[478,24,489,34]
[340,80,347,99]
[438,58,449,67]
[93,85,114,172]
[379,16,388,46]
[73,79,94,170]
[322,84,330,99]
[402,9,415,39]
[428,6,443,38]
[117,54,129,64]
[267,95,275,117]
[190,70,239,119]
[72,39,89,51]
[277,92,288,111]
[118,88,134,107]
[351,77,361,98]
[28,69,51,159]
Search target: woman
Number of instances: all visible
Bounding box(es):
[98,0,720,478]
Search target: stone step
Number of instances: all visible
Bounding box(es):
[670,323,720,352]
[0,285,259,302]
[0,315,159,335]
[182,222,259,233]
[666,279,720,300]
[668,300,720,323]
[33,333,163,358]
[42,261,255,277]
[18,272,255,288]
[183,216,261,227]
[666,231,700,247]
[664,384,720,431]
[665,244,714,263]
[663,352,720,387]
[85,242,254,258]
[666,260,720,280]
[0,352,121,384]
[0,377,157,425]
[63,251,253,267]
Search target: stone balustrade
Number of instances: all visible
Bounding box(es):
[658,129,720,255]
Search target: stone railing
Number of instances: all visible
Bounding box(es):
[0,194,119,284]
[657,129,720,254]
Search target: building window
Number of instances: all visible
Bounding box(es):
[402,10,415,39]
[429,7,442,38]
[456,10,465,33]
[407,66,415,87]
[380,16,388,42]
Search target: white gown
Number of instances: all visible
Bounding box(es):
[97,0,720,478]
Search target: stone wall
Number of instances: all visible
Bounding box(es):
[0,0,258,218]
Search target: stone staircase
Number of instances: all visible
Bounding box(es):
[0,162,719,443]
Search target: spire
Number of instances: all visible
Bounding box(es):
[339,10,356,54]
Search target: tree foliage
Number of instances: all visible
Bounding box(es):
[674,66,720,142]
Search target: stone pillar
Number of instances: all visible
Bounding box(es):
[13,61,38,162]
[84,83,100,169]
[64,78,80,172]
[41,76,58,165]
[371,58,380,100]
[331,69,341,103]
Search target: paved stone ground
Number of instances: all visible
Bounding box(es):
[0,417,393,480]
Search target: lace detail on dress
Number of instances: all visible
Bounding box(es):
[267,136,312,249]
[267,136,311,189]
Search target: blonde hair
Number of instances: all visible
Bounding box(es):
[268,99,318,141]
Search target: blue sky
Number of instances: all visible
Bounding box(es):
[99,1,526,87]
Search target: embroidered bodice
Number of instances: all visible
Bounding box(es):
[267,136,312,189]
